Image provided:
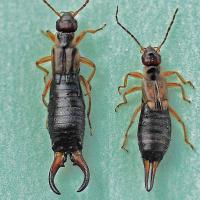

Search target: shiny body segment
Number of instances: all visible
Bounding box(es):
[48,74,85,153]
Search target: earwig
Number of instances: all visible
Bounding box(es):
[36,0,106,195]
[115,6,194,192]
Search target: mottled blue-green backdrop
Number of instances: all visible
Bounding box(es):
[0,0,200,199]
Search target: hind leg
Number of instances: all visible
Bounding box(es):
[80,75,92,135]
[169,105,194,150]
[42,79,52,107]
[121,105,141,152]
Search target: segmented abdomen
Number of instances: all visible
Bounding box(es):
[137,104,171,161]
[48,74,85,153]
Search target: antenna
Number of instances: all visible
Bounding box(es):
[115,6,144,50]
[157,8,178,51]
[43,0,61,17]
[73,0,89,17]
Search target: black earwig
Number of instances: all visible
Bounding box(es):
[115,7,194,192]
[36,0,106,195]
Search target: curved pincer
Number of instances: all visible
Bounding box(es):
[143,159,159,192]
[70,150,90,192]
[49,152,66,195]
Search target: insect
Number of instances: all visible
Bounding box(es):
[115,6,194,192]
[36,0,106,195]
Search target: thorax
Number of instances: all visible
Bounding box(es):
[51,32,80,76]
[142,75,168,110]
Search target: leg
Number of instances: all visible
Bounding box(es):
[167,82,191,103]
[72,24,106,46]
[42,79,52,129]
[118,72,144,94]
[115,86,142,112]
[80,75,92,135]
[80,56,96,84]
[162,71,194,88]
[42,79,52,107]
[46,119,48,129]
[121,105,141,152]
[168,105,195,150]
[36,56,52,83]
[41,30,56,43]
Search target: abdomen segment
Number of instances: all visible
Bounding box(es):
[137,103,171,191]
[48,74,85,153]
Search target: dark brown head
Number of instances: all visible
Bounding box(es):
[43,0,89,33]
[142,46,161,66]
[56,12,78,33]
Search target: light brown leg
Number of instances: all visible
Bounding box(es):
[72,24,106,46]
[162,71,194,88]
[169,105,195,150]
[41,30,56,42]
[36,56,52,83]
[115,86,142,112]
[118,72,144,94]
[80,75,92,135]
[167,82,191,103]
[121,105,141,152]
[80,56,96,84]
[42,79,52,107]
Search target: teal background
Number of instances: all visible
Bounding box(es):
[0,0,200,199]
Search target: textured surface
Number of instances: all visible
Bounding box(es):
[0,0,200,200]
[138,104,171,161]
[48,74,85,152]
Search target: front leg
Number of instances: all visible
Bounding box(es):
[162,71,194,88]
[41,30,56,43]
[72,24,106,46]
[118,72,144,94]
